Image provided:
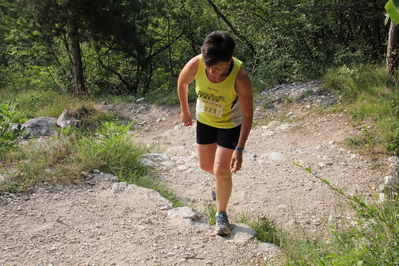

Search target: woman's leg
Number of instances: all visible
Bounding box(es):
[198,143,234,212]
[198,143,236,214]
[197,143,217,174]
[213,146,234,212]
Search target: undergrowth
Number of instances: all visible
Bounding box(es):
[323,64,399,155]
[0,99,182,206]
[283,163,399,266]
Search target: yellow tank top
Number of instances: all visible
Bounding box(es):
[195,55,243,129]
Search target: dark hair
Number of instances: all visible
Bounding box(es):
[201,31,236,67]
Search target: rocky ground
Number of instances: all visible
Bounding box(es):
[0,81,386,265]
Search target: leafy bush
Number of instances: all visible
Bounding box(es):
[0,101,29,154]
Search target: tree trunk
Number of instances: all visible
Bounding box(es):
[70,21,86,97]
[386,20,399,76]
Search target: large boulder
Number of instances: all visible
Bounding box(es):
[22,117,57,137]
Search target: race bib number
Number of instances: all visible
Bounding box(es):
[198,98,223,117]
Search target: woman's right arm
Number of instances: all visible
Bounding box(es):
[177,56,199,126]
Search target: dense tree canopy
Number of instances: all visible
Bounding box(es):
[0,0,389,97]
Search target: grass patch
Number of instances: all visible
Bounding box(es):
[0,95,183,206]
[2,120,183,205]
[204,203,217,225]
[146,84,197,106]
[322,64,399,155]
[204,203,281,244]
[236,214,281,244]
[283,164,399,265]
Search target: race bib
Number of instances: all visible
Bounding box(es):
[198,98,223,117]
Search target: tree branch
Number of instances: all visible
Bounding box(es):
[206,0,257,57]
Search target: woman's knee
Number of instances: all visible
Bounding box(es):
[213,166,231,178]
[199,162,213,174]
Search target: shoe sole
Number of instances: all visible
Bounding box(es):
[215,225,232,236]
[216,229,229,236]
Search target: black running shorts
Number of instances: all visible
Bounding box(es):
[196,121,241,149]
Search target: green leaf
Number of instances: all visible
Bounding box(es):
[386,0,399,25]
[353,195,361,203]
[322,179,330,185]
[327,253,336,258]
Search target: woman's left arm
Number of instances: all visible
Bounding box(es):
[230,66,253,172]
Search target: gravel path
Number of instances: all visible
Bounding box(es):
[0,81,384,265]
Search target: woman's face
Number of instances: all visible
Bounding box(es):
[205,60,231,76]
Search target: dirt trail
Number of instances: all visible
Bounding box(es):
[0,82,384,265]
[135,99,381,232]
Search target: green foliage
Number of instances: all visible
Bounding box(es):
[1,0,389,97]
[322,64,399,154]
[204,203,217,225]
[0,90,124,138]
[323,64,389,98]
[9,134,81,189]
[0,180,20,194]
[204,202,282,245]
[237,214,281,244]
[76,121,141,173]
[386,0,399,25]
[146,88,181,106]
[76,121,183,206]
[1,90,79,119]
[248,0,386,86]
[287,163,399,266]
[345,126,379,153]
[0,101,29,153]
[146,83,197,105]
[118,169,183,208]
[1,119,183,207]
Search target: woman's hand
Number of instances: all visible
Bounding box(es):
[180,112,192,126]
[230,150,243,173]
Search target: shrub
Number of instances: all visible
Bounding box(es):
[0,101,29,154]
